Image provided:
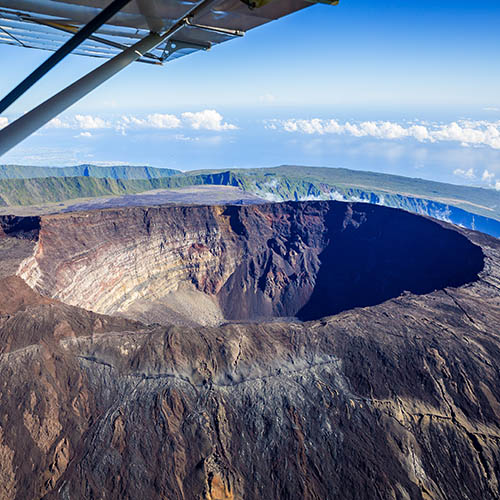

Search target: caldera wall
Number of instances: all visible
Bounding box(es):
[15,201,484,325]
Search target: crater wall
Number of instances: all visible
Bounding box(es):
[15,201,484,325]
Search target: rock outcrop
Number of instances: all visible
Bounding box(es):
[0,201,499,500]
[17,202,483,325]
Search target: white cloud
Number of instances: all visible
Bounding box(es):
[34,110,236,137]
[117,113,181,133]
[298,194,328,201]
[482,169,495,183]
[66,110,235,135]
[329,190,346,202]
[181,109,237,131]
[76,131,92,138]
[147,113,181,129]
[453,168,476,179]
[283,120,298,132]
[118,115,145,127]
[172,134,199,142]
[74,114,110,129]
[0,117,8,129]
[259,191,282,202]
[484,107,500,112]
[496,180,500,191]
[361,121,408,139]
[47,117,70,129]
[273,117,500,150]
[408,125,430,142]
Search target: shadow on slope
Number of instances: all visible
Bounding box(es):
[297,205,484,321]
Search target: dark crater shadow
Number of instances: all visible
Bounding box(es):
[0,215,40,240]
[296,205,484,321]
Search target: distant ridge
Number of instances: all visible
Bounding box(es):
[0,164,498,237]
[190,165,500,219]
[0,172,240,207]
[0,164,180,180]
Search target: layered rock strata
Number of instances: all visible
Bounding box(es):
[17,202,483,325]
[0,201,498,499]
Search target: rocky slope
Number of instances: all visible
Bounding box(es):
[16,202,483,326]
[0,201,499,499]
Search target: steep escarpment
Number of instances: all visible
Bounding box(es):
[16,201,484,325]
[0,202,499,499]
[0,172,240,207]
[2,164,500,237]
[0,164,181,180]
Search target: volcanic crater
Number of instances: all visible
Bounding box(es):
[1,200,500,500]
[13,201,484,325]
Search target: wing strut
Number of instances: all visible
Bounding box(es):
[0,0,132,114]
[0,0,213,157]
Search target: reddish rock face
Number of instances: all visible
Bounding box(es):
[17,201,484,325]
[0,201,499,500]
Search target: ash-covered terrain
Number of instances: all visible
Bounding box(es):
[0,200,499,500]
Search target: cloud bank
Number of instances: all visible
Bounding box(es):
[453,168,476,179]
[452,167,500,190]
[270,118,500,150]
[47,109,236,134]
[181,110,237,131]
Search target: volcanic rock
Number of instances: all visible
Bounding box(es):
[17,202,484,325]
[0,201,498,500]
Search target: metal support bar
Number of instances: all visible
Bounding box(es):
[0,0,132,114]
[0,32,167,156]
[0,0,214,157]
[0,25,27,46]
[185,18,244,37]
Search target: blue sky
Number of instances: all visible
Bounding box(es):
[1,0,500,187]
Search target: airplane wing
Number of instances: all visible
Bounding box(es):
[0,0,335,64]
[0,0,339,156]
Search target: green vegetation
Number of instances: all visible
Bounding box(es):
[0,164,180,180]
[0,164,498,236]
[186,166,500,221]
[0,172,241,206]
